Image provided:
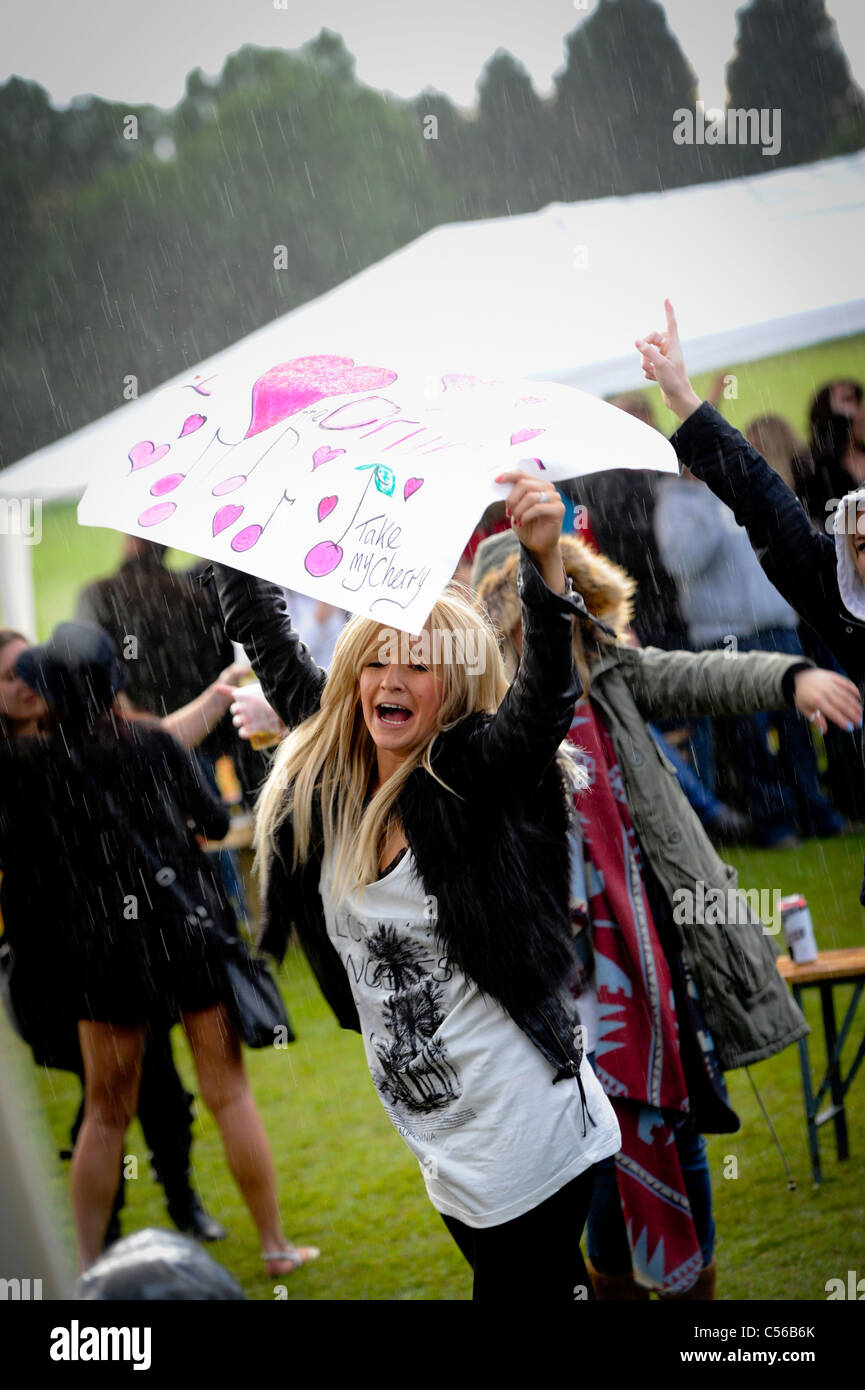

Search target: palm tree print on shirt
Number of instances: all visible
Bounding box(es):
[366,926,462,1115]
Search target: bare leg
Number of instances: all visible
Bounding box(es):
[181,1005,317,1276]
[72,1021,144,1271]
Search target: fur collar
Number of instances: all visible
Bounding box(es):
[476,533,635,645]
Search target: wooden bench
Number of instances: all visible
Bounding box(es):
[777,947,865,1183]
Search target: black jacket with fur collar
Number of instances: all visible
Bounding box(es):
[212,548,589,1083]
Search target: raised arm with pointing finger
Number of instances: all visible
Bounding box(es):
[636,301,865,702]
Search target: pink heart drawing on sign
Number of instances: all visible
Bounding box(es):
[150,474,184,496]
[138,501,176,527]
[232,524,263,553]
[305,540,343,577]
[510,427,545,446]
[317,495,338,522]
[213,504,243,536]
[245,356,398,438]
[179,413,206,437]
[129,441,170,471]
[313,445,345,469]
[403,477,424,501]
[212,475,246,496]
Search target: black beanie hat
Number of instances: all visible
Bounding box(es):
[14,621,127,718]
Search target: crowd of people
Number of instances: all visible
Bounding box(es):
[1,305,864,1300]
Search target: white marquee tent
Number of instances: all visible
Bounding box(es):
[3,149,865,631]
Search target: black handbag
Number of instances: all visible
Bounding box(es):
[204,914,295,1050]
[73,759,294,1050]
[141,850,294,1050]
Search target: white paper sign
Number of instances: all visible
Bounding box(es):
[77,354,676,630]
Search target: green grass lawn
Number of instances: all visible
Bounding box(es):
[4,834,864,1301]
[5,329,865,1298]
[22,330,865,639]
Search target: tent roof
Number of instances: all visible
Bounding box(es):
[4,149,865,502]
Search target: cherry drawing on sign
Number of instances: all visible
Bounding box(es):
[305,464,423,580]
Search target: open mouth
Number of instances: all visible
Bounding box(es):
[376,703,413,726]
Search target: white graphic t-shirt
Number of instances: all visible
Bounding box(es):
[320,849,621,1228]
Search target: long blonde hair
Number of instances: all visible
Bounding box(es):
[255,585,510,900]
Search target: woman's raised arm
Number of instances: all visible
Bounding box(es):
[636,301,839,645]
[471,472,582,792]
[210,564,326,731]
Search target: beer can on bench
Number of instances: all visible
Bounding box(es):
[779,895,818,964]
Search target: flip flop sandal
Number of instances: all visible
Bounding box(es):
[262,1245,320,1273]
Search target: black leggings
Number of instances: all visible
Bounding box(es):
[441,1167,597,1302]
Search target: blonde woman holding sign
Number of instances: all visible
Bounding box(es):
[212,467,621,1302]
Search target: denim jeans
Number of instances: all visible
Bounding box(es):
[585,1127,715,1274]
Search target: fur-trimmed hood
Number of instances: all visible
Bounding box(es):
[474,530,636,647]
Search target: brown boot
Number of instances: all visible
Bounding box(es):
[657,1259,717,1301]
[586,1259,651,1300]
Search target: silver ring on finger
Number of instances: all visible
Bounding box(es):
[809,709,823,724]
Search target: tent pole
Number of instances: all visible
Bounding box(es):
[0,526,38,636]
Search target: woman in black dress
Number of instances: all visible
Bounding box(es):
[0,621,315,1275]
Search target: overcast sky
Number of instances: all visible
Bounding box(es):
[2,0,864,115]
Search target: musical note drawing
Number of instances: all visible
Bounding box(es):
[150,474,185,496]
[211,475,247,496]
[138,500,177,527]
[229,491,295,553]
